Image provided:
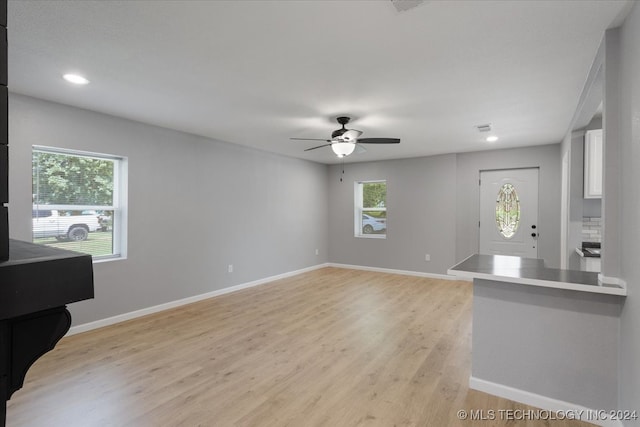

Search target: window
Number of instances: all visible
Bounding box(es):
[355,180,386,238]
[495,182,520,239]
[32,147,127,260]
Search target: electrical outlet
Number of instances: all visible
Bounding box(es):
[425,254,431,262]
[228,264,233,273]
[315,249,319,255]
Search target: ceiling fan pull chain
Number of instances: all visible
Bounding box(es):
[340,158,345,182]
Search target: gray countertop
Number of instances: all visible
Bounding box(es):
[448,254,625,296]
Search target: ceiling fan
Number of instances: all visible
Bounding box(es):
[291,116,400,158]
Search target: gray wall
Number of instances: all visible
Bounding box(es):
[456,144,562,268]
[602,29,622,281]
[327,155,457,275]
[560,40,604,272]
[8,94,329,326]
[583,199,602,218]
[473,279,621,411]
[327,144,563,275]
[10,94,565,328]
[558,7,640,420]
[615,3,640,423]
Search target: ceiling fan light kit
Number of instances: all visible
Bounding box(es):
[331,142,356,157]
[291,116,400,158]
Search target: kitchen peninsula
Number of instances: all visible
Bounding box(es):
[448,254,626,422]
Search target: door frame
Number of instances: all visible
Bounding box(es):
[478,167,540,257]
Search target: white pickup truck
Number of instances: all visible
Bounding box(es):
[32,209,101,241]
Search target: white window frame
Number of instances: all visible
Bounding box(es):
[32,146,128,262]
[354,180,387,239]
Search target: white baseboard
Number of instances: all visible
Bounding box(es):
[469,376,623,427]
[69,262,462,336]
[328,262,468,281]
[67,263,330,336]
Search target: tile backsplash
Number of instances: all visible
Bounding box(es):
[582,217,602,243]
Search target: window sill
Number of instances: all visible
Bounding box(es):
[93,255,127,264]
[355,234,386,239]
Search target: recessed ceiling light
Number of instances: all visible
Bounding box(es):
[486,135,499,142]
[63,74,90,85]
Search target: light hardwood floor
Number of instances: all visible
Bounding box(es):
[7,268,595,426]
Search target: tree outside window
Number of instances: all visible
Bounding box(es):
[355,180,387,238]
[32,147,125,259]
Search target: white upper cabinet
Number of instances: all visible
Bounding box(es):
[584,129,603,199]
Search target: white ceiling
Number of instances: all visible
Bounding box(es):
[7,0,632,164]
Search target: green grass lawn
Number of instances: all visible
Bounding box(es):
[33,231,113,257]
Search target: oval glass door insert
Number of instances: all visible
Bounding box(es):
[495,183,520,239]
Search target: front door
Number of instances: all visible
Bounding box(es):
[479,168,539,258]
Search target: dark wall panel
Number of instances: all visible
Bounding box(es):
[0,27,5,87]
[0,207,6,260]
[1,0,7,261]
[0,145,6,203]
[0,86,6,145]
[0,0,5,28]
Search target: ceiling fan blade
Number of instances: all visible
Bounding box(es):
[291,137,332,142]
[354,144,367,154]
[304,143,332,152]
[357,138,400,144]
[342,129,363,141]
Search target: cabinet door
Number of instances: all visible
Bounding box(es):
[584,129,603,199]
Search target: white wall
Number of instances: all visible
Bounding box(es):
[8,94,329,326]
